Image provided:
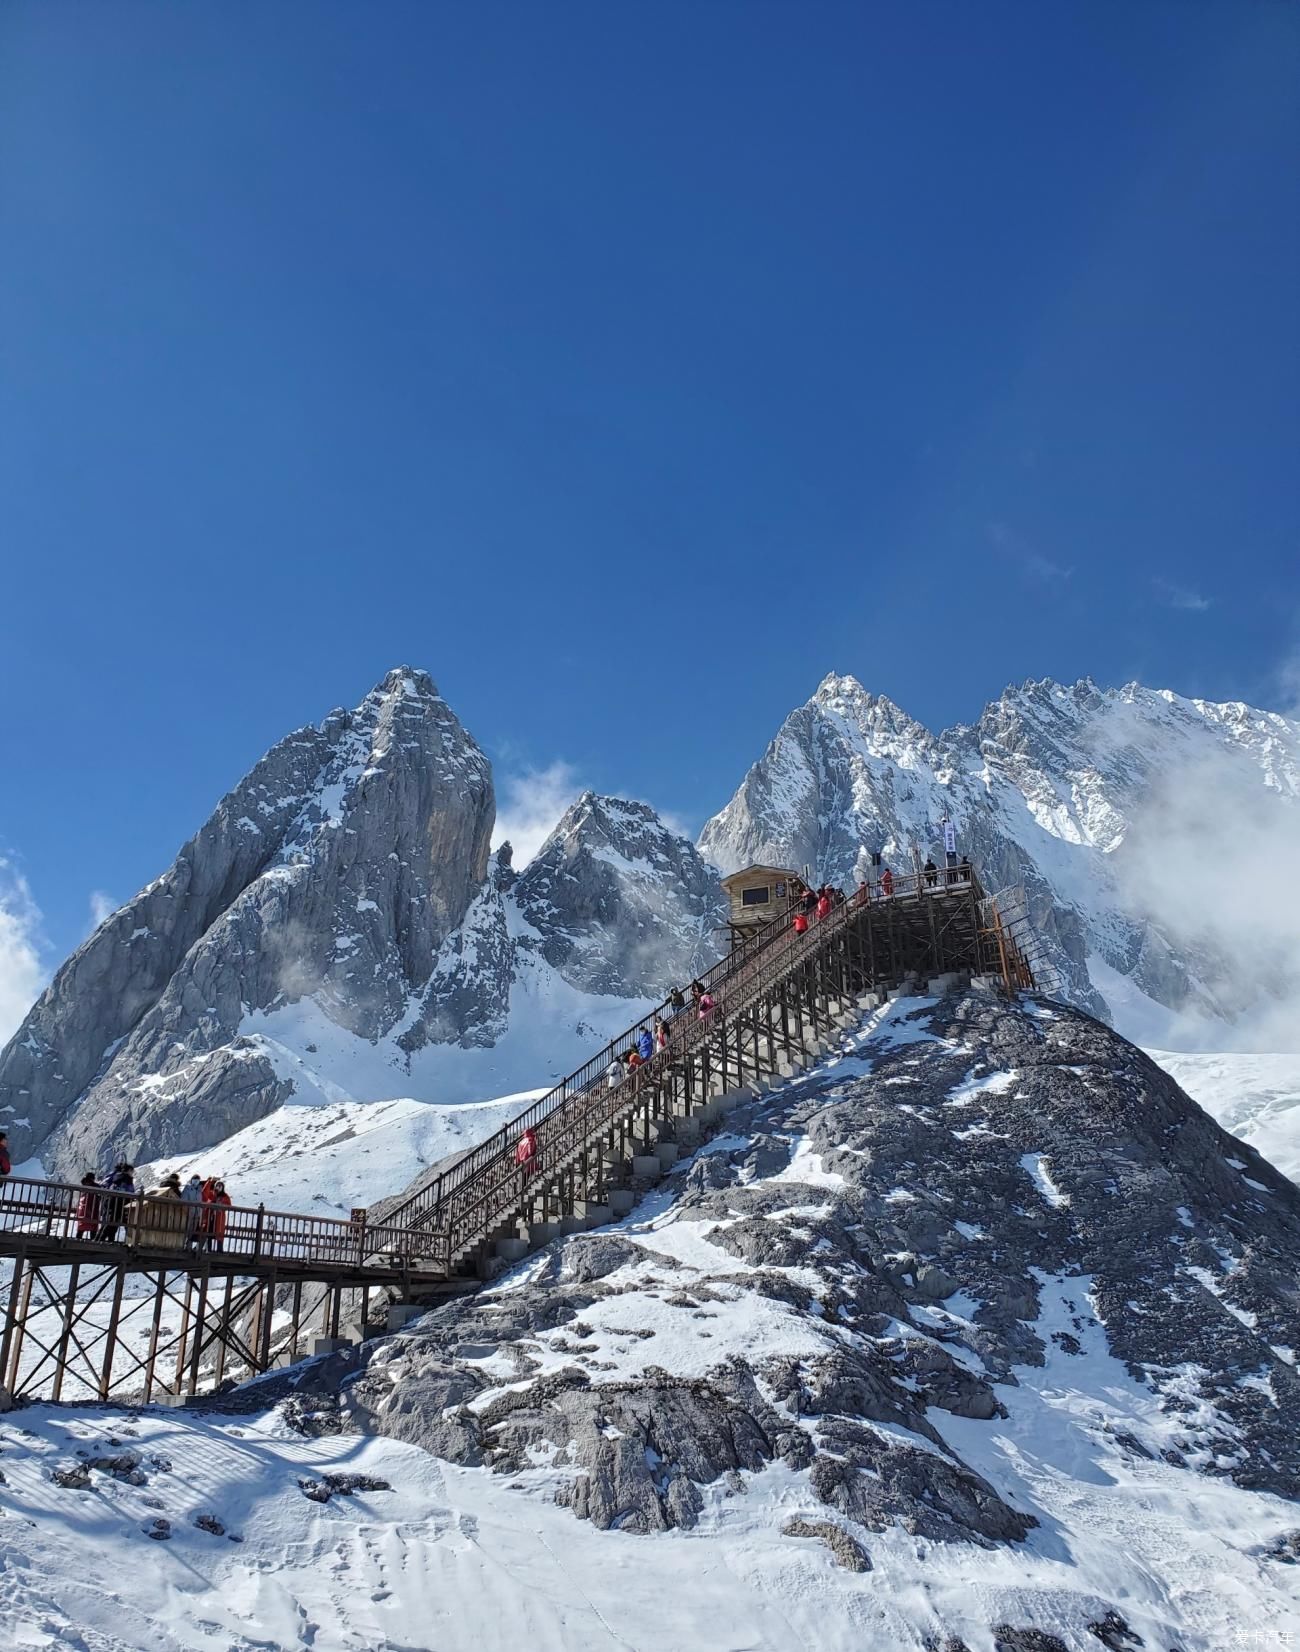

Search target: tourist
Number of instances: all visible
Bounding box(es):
[815,891,832,922]
[75,1172,99,1239]
[514,1125,539,1192]
[96,1162,136,1242]
[793,910,809,936]
[181,1173,205,1248]
[606,1055,624,1090]
[200,1178,232,1253]
[881,866,894,898]
[923,858,938,888]
[637,1026,654,1064]
[0,1130,10,1182]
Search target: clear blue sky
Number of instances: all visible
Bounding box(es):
[1,0,1297,964]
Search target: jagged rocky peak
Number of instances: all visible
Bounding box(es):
[811,670,934,750]
[296,991,1298,1646]
[514,792,724,998]
[700,671,1300,1033]
[1,666,495,1176]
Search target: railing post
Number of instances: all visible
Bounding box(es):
[253,1203,266,1262]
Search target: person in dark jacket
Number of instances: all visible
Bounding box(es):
[0,1130,10,1180]
[923,858,938,888]
[96,1162,136,1242]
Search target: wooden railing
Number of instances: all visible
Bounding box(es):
[0,1175,447,1275]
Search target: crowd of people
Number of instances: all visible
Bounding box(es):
[71,1164,234,1251]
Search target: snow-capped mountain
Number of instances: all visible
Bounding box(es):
[700,672,1300,1041]
[0,670,722,1180]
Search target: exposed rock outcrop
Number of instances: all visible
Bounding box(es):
[308,991,1300,1577]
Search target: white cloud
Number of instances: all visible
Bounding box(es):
[0,857,46,1044]
[1152,578,1211,612]
[88,890,117,933]
[492,760,583,867]
[1117,751,1300,1053]
[987,521,1073,583]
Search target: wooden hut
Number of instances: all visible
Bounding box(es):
[719,863,803,948]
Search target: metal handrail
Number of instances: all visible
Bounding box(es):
[0,1174,447,1274]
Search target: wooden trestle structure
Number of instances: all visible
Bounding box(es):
[0,865,1036,1406]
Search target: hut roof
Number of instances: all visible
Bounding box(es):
[719,863,800,890]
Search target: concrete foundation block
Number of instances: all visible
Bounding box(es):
[608,1188,636,1215]
[580,1204,613,1230]
[496,1236,530,1261]
[153,1392,208,1409]
[309,1336,352,1357]
[631,1154,663,1180]
[386,1303,426,1333]
[654,1141,679,1168]
[525,1221,560,1246]
[558,1215,585,1236]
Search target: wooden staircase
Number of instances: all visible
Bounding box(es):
[376,866,1034,1290]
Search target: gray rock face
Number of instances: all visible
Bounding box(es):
[3,668,495,1174]
[698,673,1300,1027]
[514,793,725,997]
[1,674,728,1178]
[304,989,1299,1629]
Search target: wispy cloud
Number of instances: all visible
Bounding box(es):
[987,521,1073,584]
[1274,648,1300,717]
[1152,578,1211,613]
[0,856,46,1043]
[492,760,583,867]
[88,890,117,933]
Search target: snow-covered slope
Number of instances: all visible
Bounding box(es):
[700,673,1300,1041]
[8,991,1298,1652]
[1148,1049,1300,1185]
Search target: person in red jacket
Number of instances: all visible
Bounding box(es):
[75,1172,100,1238]
[0,1130,10,1180]
[881,866,894,898]
[792,911,809,935]
[200,1178,233,1252]
[815,892,832,922]
[515,1124,539,1194]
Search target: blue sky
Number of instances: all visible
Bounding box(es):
[1,0,1297,979]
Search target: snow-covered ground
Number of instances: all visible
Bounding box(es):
[3,1377,1295,1652]
[138,1089,546,1219]
[239,949,655,1118]
[1145,1048,1300,1185]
